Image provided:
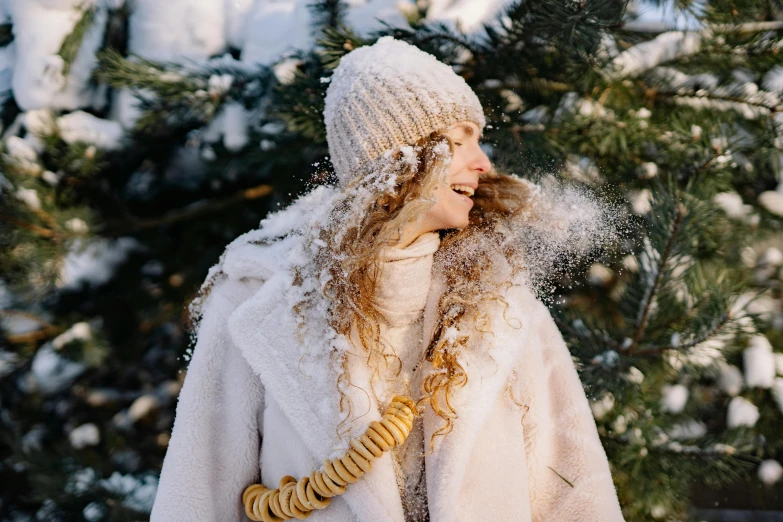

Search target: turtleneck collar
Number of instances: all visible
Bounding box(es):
[378,231,441,262]
[373,231,441,328]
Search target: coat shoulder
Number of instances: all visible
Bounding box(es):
[495,271,569,363]
[205,184,342,286]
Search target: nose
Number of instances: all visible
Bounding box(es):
[470,146,492,174]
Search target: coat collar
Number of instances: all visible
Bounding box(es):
[225,242,535,522]
[227,269,406,522]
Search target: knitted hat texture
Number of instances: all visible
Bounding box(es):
[324,36,486,187]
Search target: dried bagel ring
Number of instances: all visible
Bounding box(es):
[391,404,415,421]
[366,426,392,450]
[252,493,267,522]
[305,481,330,509]
[393,396,417,411]
[389,397,411,410]
[289,482,309,515]
[396,416,414,432]
[260,491,284,522]
[350,437,376,461]
[269,490,285,518]
[320,466,347,495]
[387,404,414,419]
[347,448,372,473]
[296,478,314,511]
[310,471,331,498]
[286,488,308,520]
[243,484,267,521]
[243,484,267,506]
[332,456,358,484]
[379,418,406,445]
[278,485,295,518]
[386,409,414,428]
[385,414,411,436]
[359,433,384,457]
[323,459,347,486]
[370,421,396,446]
[340,452,365,477]
[257,490,274,519]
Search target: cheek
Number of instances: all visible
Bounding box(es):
[448,153,468,177]
[430,185,450,212]
[432,185,470,219]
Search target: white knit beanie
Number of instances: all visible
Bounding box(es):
[324,36,486,187]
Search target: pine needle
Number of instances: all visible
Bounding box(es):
[548,466,575,487]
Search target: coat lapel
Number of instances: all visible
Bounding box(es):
[226,269,405,522]
[420,264,534,522]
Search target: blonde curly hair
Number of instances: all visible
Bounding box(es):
[307,130,539,449]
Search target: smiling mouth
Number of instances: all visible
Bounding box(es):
[450,184,475,197]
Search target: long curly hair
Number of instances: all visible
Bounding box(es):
[308,130,539,448]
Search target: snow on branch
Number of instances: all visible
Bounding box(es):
[621,20,783,35]
[8,0,107,110]
[609,22,783,80]
[608,31,703,79]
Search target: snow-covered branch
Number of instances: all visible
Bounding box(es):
[608,31,703,79]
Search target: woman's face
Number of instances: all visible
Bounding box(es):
[420,121,491,232]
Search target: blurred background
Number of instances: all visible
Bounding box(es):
[2,0,783,520]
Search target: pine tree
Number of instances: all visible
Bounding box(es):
[1,0,783,520]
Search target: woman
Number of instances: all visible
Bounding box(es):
[151,37,625,522]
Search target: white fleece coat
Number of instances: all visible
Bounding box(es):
[151,186,625,522]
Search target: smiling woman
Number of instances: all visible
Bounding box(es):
[151,36,625,522]
[395,121,491,248]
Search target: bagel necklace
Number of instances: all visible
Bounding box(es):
[242,395,419,521]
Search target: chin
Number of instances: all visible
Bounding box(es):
[444,214,471,231]
[429,196,472,231]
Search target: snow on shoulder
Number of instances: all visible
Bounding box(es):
[202,184,342,285]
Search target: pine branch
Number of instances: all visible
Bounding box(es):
[498,0,624,56]
[609,21,783,80]
[653,443,760,465]
[652,87,780,110]
[552,314,623,352]
[58,5,96,77]
[509,124,548,138]
[308,0,347,32]
[412,31,480,56]
[631,311,732,356]
[0,213,54,238]
[96,49,205,97]
[316,26,367,69]
[620,20,783,34]
[96,49,272,135]
[490,78,574,93]
[629,200,687,355]
[107,183,274,234]
[547,466,575,487]
[608,31,704,79]
[678,151,724,186]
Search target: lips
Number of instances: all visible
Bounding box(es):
[451,189,474,206]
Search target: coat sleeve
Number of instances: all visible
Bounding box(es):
[517,298,625,522]
[151,276,266,522]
